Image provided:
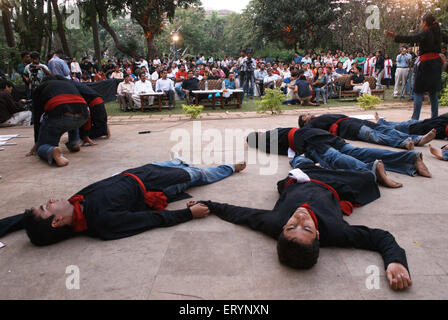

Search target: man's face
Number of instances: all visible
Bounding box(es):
[283,207,319,245]
[31,57,40,65]
[301,113,312,125]
[188,72,194,79]
[32,198,71,221]
[23,54,31,63]
[140,74,146,81]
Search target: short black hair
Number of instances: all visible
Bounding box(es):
[21,51,30,59]
[246,132,259,148]
[298,115,306,128]
[30,51,40,59]
[55,49,64,55]
[277,232,319,269]
[23,209,75,246]
[0,80,13,90]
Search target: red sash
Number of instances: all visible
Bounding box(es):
[329,117,349,136]
[288,128,299,151]
[420,52,442,63]
[445,125,448,138]
[89,97,104,107]
[284,178,354,216]
[82,108,91,132]
[121,173,168,210]
[69,195,88,233]
[44,94,87,113]
[300,203,318,228]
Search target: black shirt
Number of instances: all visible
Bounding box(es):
[202,162,408,272]
[350,74,365,85]
[182,78,200,92]
[297,80,311,98]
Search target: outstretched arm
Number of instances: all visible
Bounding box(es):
[200,201,278,239]
[342,225,411,291]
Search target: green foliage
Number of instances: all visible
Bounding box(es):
[357,94,382,110]
[182,104,204,119]
[256,47,297,63]
[256,89,285,115]
[439,86,448,106]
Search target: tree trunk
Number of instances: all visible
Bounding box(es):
[47,0,53,54]
[51,0,71,56]
[1,9,15,47]
[95,2,135,57]
[145,33,157,60]
[89,5,101,61]
[36,0,44,52]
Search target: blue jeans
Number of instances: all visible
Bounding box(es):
[243,72,255,97]
[412,92,438,120]
[357,125,422,149]
[314,87,326,104]
[37,114,88,165]
[306,144,420,176]
[377,119,421,134]
[443,150,448,161]
[151,158,235,199]
[175,83,186,99]
[290,155,378,182]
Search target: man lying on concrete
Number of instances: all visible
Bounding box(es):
[375,112,448,140]
[197,156,412,291]
[298,113,436,150]
[247,127,432,187]
[0,158,246,246]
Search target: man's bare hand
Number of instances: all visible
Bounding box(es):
[384,30,396,39]
[386,263,412,291]
[26,144,37,157]
[82,137,97,146]
[189,203,210,219]
[186,200,197,208]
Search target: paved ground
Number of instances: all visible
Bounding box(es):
[0,103,447,300]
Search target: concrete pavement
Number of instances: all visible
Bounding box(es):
[0,104,447,300]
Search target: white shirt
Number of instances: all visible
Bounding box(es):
[302,57,312,65]
[304,69,314,79]
[263,74,280,83]
[71,62,81,73]
[156,78,174,92]
[151,71,159,81]
[133,80,154,95]
[343,59,354,72]
[117,81,135,95]
[153,59,161,65]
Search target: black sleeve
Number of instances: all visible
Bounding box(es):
[395,31,426,45]
[31,87,44,143]
[442,32,448,44]
[341,225,409,272]
[201,201,278,239]
[95,208,193,240]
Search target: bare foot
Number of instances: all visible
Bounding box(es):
[375,161,403,188]
[234,162,247,173]
[51,147,69,167]
[375,112,380,123]
[429,144,444,160]
[417,129,437,146]
[404,140,414,150]
[106,126,111,139]
[415,154,432,178]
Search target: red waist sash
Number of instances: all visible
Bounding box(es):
[288,128,299,151]
[329,117,350,136]
[44,94,87,113]
[284,178,354,216]
[445,125,448,138]
[89,97,104,107]
[69,195,88,233]
[121,172,168,210]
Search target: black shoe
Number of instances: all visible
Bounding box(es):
[393,96,398,99]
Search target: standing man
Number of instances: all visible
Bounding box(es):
[394,47,412,99]
[23,52,51,92]
[374,50,385,89]
[254,64,268,96]
[48,49,71,80]
[241,50,256,99]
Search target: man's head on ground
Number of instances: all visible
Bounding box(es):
[298,113,312,127]
[24,198,75,246]
[277,206,320,269]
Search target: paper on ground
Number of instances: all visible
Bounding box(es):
[0,242,5,249]
[351,115,375,120]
